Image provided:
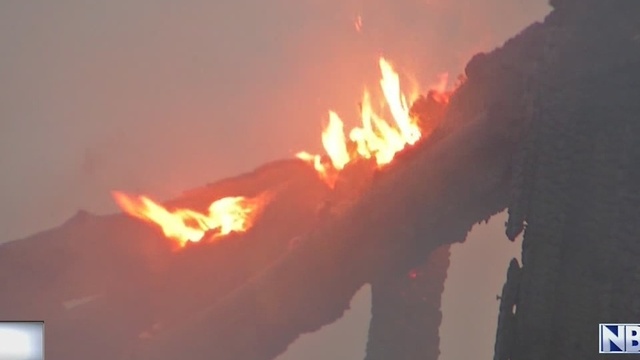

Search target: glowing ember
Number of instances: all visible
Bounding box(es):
[409,270,419,279]
[299,57,450,187]
[112,191,268,249]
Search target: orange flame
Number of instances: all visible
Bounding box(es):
[299,57,449,187]
[323,111,351,170]
[295,151,340,188]
[112,191,268,249]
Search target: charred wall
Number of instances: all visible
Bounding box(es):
[497,2,640,359]
[365,245,450,360]
[362,2,640,359]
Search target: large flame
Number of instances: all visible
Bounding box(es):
[298,57,449,187]
[112,191,268,249]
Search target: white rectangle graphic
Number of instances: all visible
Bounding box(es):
[0,322,44,360]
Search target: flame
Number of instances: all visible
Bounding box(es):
[112,191,268,249]
[322,111,351,170]
[299,57,450,187]
[295,151,340,188]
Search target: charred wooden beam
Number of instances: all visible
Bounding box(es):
[128,8,558,357]
[499,2,640,358]
[129,107,518,359]
[365,245,451,360]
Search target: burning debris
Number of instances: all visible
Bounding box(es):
[112,191,271,249]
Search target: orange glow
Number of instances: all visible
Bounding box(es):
[299,56,450,186]
[112,191,268,249]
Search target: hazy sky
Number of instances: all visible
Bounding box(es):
[0,0,550,358]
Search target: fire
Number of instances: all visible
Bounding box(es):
[295,151,340,188]
[112,191,268,249]
[298,57,449,187]
[322,111,351,170]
